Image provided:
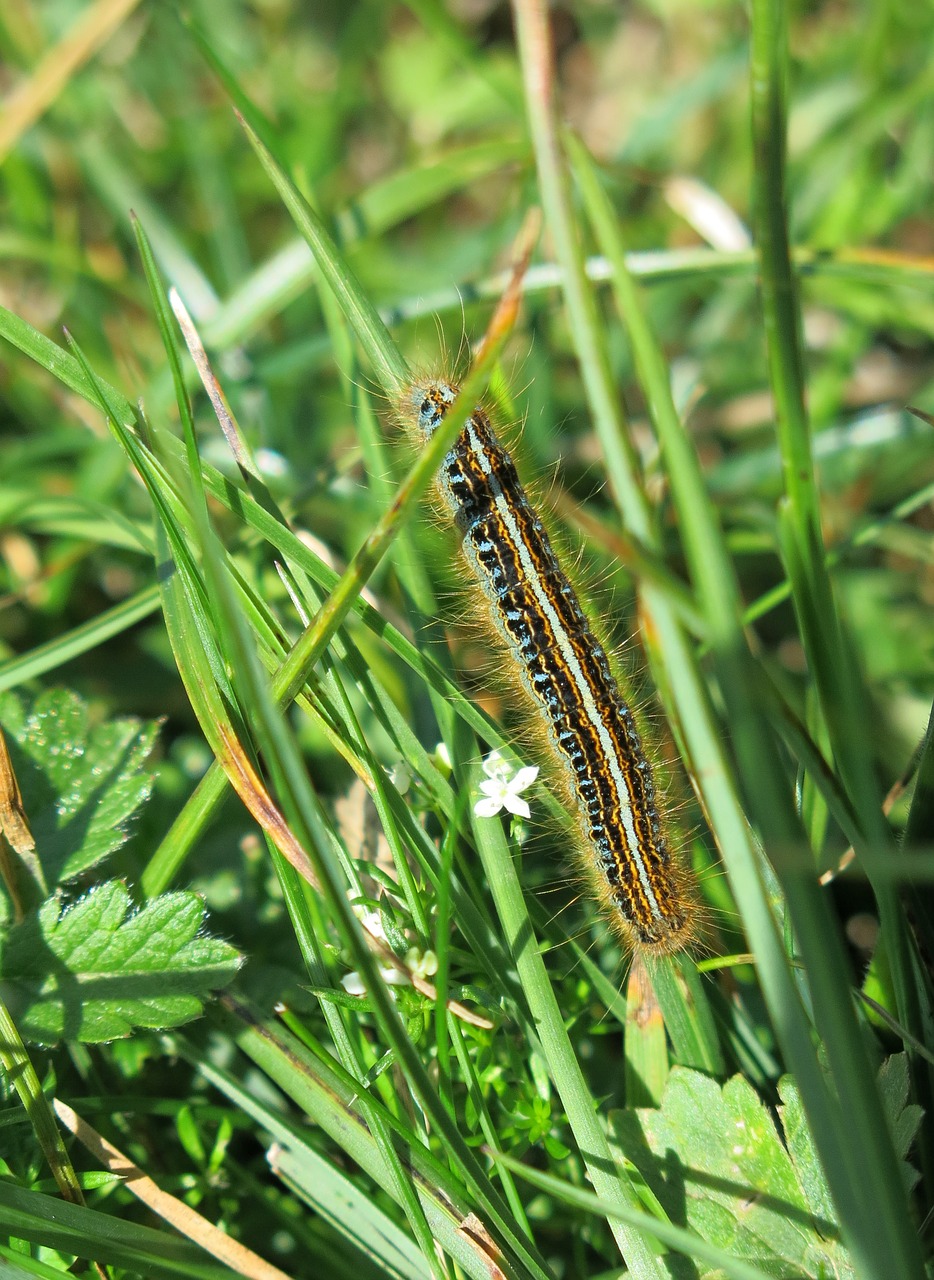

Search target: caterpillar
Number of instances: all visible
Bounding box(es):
[401,378,697,957]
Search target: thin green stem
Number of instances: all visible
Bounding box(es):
[0,999,85,1205]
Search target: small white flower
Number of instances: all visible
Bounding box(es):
[406,947,438,980]
[353,905,386,941]
[432,742,452,777]
[389,761,411,794]
[343,906,414,996]
[340,962,409,996]
[474,751,539,820]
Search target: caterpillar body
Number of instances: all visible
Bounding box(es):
[405,379,695,956]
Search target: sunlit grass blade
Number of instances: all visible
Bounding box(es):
[509,0,717,1074]
[747,0,923,1270]
[54,1099,293,1280]
[567,70,925,1280]
[236,112,408,396]
[488,1151,775,1280]
[0,586,161,693]
[0,303,136,426]
[187,1005,548,1280]
[0,1000,84,1206]
[181,473,555,1280]
[468,757,676,1280]
[0,1180,221,1278]
[749,0,920,1050]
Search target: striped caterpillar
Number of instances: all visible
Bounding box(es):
[401,378,696,957]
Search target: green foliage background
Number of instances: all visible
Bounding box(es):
[1,1,933,1278]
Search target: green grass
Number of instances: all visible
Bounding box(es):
[1,2,934,1278]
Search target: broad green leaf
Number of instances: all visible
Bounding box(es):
[780,1053,922,1204]
[875,1053,924,1191]
[0,880,241,1044]
[776,1076,838,1231]
[0,688,158,886]
[611,1067,855,1278]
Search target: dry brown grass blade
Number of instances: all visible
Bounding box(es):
[472,207,542,368]
[54,1100,295,1280]
[0,722,45,916]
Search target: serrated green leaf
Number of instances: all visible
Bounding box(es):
[776,1077,837,1230]
[779,1052,923,1223]
[612,1067,854,1279]
[0,880,241,1045]
[0,688,159,885]
[873,1054,922,1193]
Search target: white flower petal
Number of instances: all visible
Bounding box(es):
[503,793,531,819]
[340,971,367,996]
[482,750,508,779]
[389,762,411,794]
[355,908,385,939]
[476,751,539,820]
[511,766,540,791]
[405,947,438,980]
